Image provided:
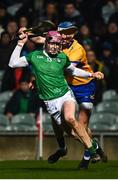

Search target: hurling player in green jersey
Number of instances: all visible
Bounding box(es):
[26,28,107,167]
[9,27,104,163]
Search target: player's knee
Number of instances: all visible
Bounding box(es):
[65,115,76,126]
[79,111,89,126]
[79,103,93,126]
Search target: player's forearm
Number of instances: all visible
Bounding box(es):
[9,45,28,68]
[66,64,92,78]
[72,67,92,78]
[31,36,45,44]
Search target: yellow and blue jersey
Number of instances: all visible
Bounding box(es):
[63,39,93,86]
[63,40,96,104]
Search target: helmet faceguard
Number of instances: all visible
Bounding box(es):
[57,21,78,47]
[45,31,62,55]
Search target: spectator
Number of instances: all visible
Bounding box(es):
[79,24,91,40]
[34,0,43,12]
[78,24,95,48]
[104,21,118,56]
[0,2,12,35]
[87,50,108,104]
[0,31,11,70]
[34,2,59,26]
[87,49,109,77]
[14,0,34,25]
[108,56,118,92]
[0,31,10,46]
[62,1,84,27]
[100,42,115,67]
[1,66,31,92]
[6,19,18,39]
[7,1,23,16]
[101,0,115,24]
[92,20,107,57]
[100,41,117,90]
[82,39,93,51]
[18,16,29,29]
[4,77,40,121]
[109,0,118,24]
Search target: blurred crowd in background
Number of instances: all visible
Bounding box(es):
[0,0,118,120]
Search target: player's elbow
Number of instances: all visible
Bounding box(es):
[8,63,13,68]
[8,62,16,68]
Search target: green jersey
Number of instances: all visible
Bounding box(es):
[26,50,71,100]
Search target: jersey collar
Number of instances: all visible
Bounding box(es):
[43,50,52,61]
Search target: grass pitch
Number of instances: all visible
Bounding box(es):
[0,160,118,179]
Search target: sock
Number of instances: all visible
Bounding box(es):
[92,138,99,150]
[57,137,66,149]
[83,149,91,160]
[92,138,105,158]
[83,139,99,160]
[88,146,96,156]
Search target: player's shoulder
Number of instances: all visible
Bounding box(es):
[73,39,84,50]
[26,50,44,61]
[28,50,44,59]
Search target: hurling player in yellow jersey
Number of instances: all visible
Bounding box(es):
[47,22,107,169]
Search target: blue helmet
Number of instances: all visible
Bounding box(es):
[57,21,78,34]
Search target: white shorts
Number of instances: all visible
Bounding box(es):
[44,90,76,125]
